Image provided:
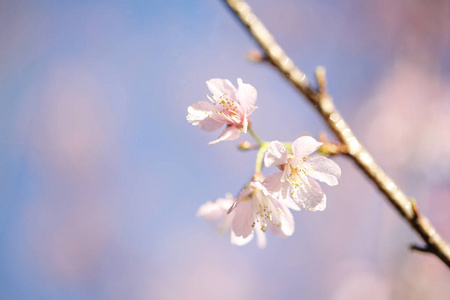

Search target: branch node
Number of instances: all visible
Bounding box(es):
[247,49,269,63]
[315,65,328,94]
[410,243,433,253]
[410,198,420,220]
[318,132,348,156]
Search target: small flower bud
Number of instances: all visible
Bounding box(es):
[238,141,253,150]
[252,172,265,182]
[247,49,266,62]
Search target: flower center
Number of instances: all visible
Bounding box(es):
[207,93,242,124]
[250,189,283,232]
[286,156,312,193]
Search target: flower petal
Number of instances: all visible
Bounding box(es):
[254,226,267,249]
[307,156,341,186]
[208,126,241,145]
[245,105,258,117]
[209,111,233,124]
[261,173,297,209]
[251,180,296,209]
[230,229,254,246]
[236,78,257,107]
[206,78,237,100]
[196,196,235,235]
[292,136,323,158]
[196,197,232,221]
[217,214,234,236]
[293,178,326,211]
[280,196,301,211]
[241,110,248,133]
[261,172,284,195]
[279,208,295,236]
[231,200,254,239]
[187,101,223,131]
[266,200,295,238]
[227,187,253,214]
[264,141,288,167]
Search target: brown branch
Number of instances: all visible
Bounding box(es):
[223,0,450,268]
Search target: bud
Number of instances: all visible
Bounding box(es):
[238,140,253,150]
[247,49,266,62]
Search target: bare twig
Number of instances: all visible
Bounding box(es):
[410,244,433,253]
[223,0,450,268]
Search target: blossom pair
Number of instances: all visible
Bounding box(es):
[197,136,341,248]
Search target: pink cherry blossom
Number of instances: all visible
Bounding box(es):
[263,136,341,211]
[196,182,295,248]
[228,181,295,247]
[186,78,257,145]
[196,193,266,248]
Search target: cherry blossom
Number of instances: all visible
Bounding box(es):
[263,136,341,211]
[186,78,257,145]
[196,181,295,248]
[229,181,295,246]
[196,193,266,248]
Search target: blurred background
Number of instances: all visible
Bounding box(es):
[1,0,450,299]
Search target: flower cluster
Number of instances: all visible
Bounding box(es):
[187,78,341,248]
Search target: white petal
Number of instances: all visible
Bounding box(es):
[251,180,298,211]
[245,105,258,118]
[249,180,265,193]
[292,136,323,158]
[227,187,253,214]
[187,101,223,131]
[209,111,234,124]
[196,200,226,221]
[230,230,254,246]
[241,110,248,133]
[217,212,234,236]
[196,197,235,235]
[208,126,241,145]
[267,202,295,238]
[264,141,288,167]
[231,200,254,238]
[279,203,295,236]
[236,78,257,107]
[206,78,237,100]
[262,173,292,203]
[293,178,326,211]
[254,227,267,249]
[283,197,300,211]
[261,172,283,194]
[307,156,341,186]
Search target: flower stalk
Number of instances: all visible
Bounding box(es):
[254,142,268,174]
[248,128,265,147]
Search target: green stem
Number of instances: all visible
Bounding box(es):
[248,128,265,146]
[254,143,268,173]
[247,128,268,173]
[282,142,292,152]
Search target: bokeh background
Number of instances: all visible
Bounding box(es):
[1,0,450,299]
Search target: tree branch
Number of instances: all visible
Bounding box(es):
[223,0,450,268]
